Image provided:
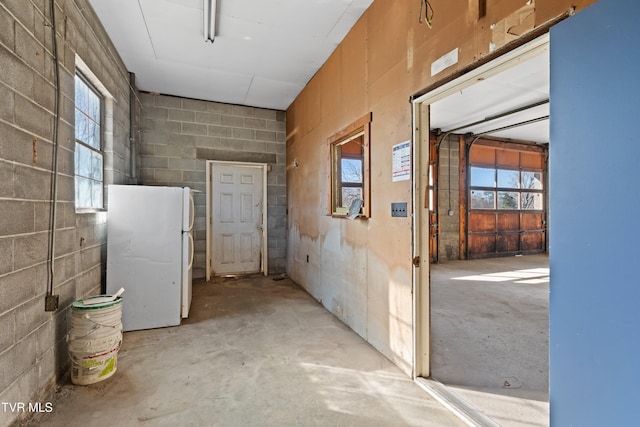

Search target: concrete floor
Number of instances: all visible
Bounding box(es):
[430,254,550,427]
[24,275,463,427]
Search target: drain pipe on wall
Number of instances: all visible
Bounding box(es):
[45,0,61,311]
[129,72,137,181]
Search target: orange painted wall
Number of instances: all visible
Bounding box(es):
[286,0,596,374]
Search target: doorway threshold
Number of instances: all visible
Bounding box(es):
[415,377,500,427]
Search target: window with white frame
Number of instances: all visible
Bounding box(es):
[74,73,104,210]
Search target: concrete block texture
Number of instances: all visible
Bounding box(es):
[140,93,287,275]
[0,0,136,425]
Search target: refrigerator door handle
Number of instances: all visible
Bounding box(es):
[188,232,194,269]
[188,194,195,232]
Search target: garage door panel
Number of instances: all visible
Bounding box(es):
[521,232,545,252]
[497,212,520,231]
[469,234,496,256]
[497,150,520,168]
[521,152,544,169]
[471,145,496,165]
[469,211,496,232]
[497,233,520,253]
[522,212,544,229]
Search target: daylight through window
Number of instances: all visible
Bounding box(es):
[329,113,371,218]
[74,73,104,210]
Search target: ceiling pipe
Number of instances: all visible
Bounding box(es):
[441,99,549,135]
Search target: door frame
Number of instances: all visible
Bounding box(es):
[411,34,550,379]
[206,160,268,280]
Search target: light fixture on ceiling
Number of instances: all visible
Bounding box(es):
[203,0,217,43]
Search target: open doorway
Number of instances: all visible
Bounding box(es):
[413,34,551,425]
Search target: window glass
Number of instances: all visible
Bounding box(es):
[471,190,495,209]
[497,191,519,209]
[75,73,103,210]
[521,192,544,210]
[497,169,520,189]
[470,167,495,187]
[341,158,362,183]
[522,171,543,190]
[341,188,363,210]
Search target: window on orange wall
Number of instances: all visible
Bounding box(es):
[328,113,371,218]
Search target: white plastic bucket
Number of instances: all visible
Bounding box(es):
[68,296,123,385]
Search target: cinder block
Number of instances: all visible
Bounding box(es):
[182,98,208,112]
[2,0,35,35]
[168,109,194,122]
[154,95,182,109]
[15,295,50,343]
[13,231,48,271]
[231,105,255,117]
[14,24,45,74]
[0,82,15,123]
[0,309,16,354]
[182,122,207,136]
[140,155,169,169]
[35,319,55,361]
[154,169,183,183]
[207,125,232,138]
[206,102,233,115]
[195,112,221,125]
[15,164,51,201]
[0,236,13,276]
[0,200,35,236]
[154,144,183,157]
[266,120,286,132]
[232,127,255,140]
[256,130,276,142]
[168,158,195,171]
[14,93,52,140]
[244,117,267,130]
[220,114,244,127]
[0,266,38,317]
[0,7,15,49]
[0,44,35,95]
[144,106,169,120]
[0,160,14,198]
[172,134,196,147]
[254,109,277,121]
[183,171,205,183]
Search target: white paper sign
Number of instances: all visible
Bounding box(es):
[392,141,411,182]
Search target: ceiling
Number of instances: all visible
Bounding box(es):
[430,48,550,144]
[88,0,374,111]
[89,0,549,141]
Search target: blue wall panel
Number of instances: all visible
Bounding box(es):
[550,0,640,425]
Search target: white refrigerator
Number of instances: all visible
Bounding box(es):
[107,185,194,331]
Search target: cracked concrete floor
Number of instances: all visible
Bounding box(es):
[430,254,550,427]
[24,275,463,427]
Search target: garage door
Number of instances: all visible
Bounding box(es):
[467,141,547,259]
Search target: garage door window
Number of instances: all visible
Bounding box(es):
[471,167,544,210]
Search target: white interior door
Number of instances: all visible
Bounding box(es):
[211,163,264,275]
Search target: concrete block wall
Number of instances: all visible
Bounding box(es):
[438,134,460,261]
[0,1,135,425]
[139,93,287,276]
